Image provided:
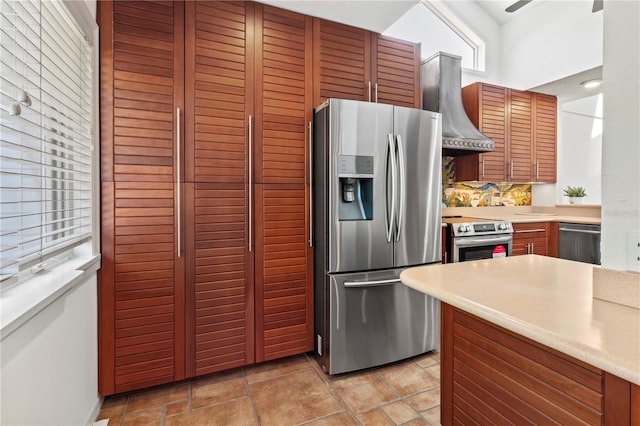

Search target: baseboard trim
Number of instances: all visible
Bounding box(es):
[86,396,103,425]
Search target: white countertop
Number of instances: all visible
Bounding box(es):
[471,213,601,225]
[441,206,601,225]
[400,255,640,386]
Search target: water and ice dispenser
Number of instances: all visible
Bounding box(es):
[337,155,373,221]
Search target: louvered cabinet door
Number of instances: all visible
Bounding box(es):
[533,93,557,183]
[254,5,314,361]
[458,83,508,182]
[254,184,313,362]
[184,1,254,377]
[254,5,313,184]
[184,183,253,377]
[185,0,253,184]
[99,0,184,395]
[508,90,533,182]
[313,18,371,105]
[372,34,420,108]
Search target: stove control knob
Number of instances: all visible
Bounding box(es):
[498,223,506,230]
[458,225,468,233]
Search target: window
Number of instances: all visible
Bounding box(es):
[1,0,93,283]
[383,0,485,71]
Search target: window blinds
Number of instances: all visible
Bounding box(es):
[0,0,92,281]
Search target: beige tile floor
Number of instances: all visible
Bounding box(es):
[97,351,441,426]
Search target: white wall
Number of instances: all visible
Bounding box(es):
[500,1,603,90]
[556,94,603,205]
[1,275,100,425]
[0,1,101,425]
[601,0,640,272]
[441,1,502,85]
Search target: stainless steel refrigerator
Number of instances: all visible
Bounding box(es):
[313,99,442,375]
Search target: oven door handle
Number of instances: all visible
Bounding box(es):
[454,235,513,247]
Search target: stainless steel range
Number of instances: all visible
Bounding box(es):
[443,217,514,263]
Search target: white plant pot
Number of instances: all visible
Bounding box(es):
[569,197,583,204]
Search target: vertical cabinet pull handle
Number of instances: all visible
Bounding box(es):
[375,82,378,103]
[248,115,253,252]
[176,107,181,258]
[308,121,313,247]
[510,161,514,180]
[481,157,485,179]
[368,81,372,102]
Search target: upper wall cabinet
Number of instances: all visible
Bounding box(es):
[533,93,557,183]
[372,35,421,108]
[312,19,421,108]
[456,82,557,183]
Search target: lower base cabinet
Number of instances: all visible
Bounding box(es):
[440,303,640,425]
[512,222,550,256]
[254,184,314,363]
[184,183,313,379]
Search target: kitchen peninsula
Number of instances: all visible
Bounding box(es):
[400,255,640,424]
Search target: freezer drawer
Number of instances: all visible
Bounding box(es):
[316,268,440,375]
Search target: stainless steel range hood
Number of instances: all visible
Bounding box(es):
[421,52,494,156]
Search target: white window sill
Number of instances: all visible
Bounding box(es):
[0,245,101,341]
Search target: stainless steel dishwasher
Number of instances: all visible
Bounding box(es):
[558,223,601,265]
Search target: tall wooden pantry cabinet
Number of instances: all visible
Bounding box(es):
[99,0,421,395]
[99,0,313,395]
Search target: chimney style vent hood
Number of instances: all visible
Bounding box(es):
[421,52,494,156]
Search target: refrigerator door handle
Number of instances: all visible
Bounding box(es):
[343,278,401,287]
[386,133,397,243]
[395,134,406,242]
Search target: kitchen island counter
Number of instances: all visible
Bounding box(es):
[400,255,640,385]
[401,255,640,424]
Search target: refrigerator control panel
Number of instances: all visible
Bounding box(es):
[338,155,374,178]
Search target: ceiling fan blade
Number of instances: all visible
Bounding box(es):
[592,0,603,12]
[505,0,533,13]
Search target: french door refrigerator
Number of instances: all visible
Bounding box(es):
[313,99,442,374]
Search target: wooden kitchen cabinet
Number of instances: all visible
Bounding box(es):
[441,303,639,425]
[458,83,508,182]
[457,82,557,183]
[98,0,186,394]
[313,19,421,108]
[254,184,313,361]
[100,0,314,393]
[533,93,558,182]
[512,222,550,256]
[372,34,421,108]
[252,4,314,363]
[183,1,314,375]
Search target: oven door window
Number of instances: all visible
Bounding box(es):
[458,243,509,262]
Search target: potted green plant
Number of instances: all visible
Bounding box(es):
[563,186,587,204]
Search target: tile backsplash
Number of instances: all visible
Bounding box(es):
[442,156,532,207]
